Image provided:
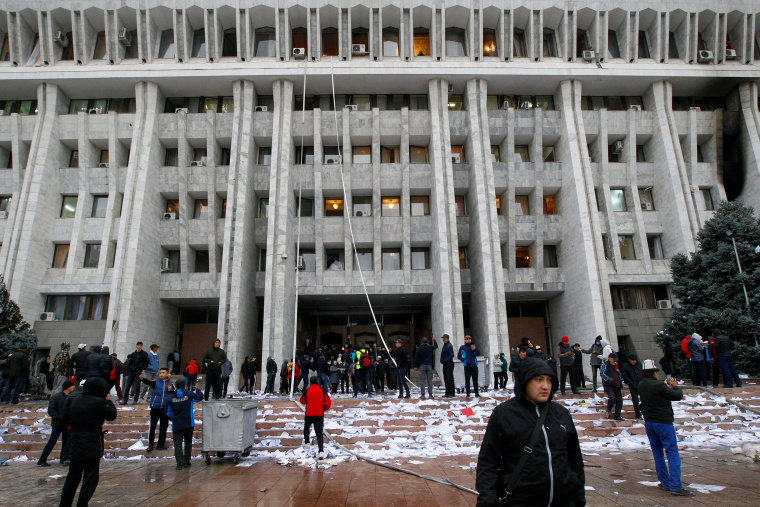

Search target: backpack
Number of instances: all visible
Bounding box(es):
[361,351,371,368]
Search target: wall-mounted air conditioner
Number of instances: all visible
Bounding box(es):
[690,106,702,111]
[53,31,68,47]
[254,106,268,112]
[99,163,109,168]
[451,153,462,164]
[175,107,188,114]
[351,44,366,56]
[629,105,642,111]
[89,108,103,115]
[725,49,737,60]
[612,140,624,155]
[190,160,205,167]
[0,211,8,219]
[656,300,672,309]
[697,50,714,63]
[502,101,511,110]
[118,27,132,46]
[641,202,653,211]
[519,102,532,110]
[163,212,177,220]
[296,255,304,270]
[161,258,172,272]
[39,312,56,321]
[325,156,342,164]
[582,50,595,62]
[345,104,358,111]
[293,48,306,59]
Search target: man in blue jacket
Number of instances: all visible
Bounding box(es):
[140,344,161,401]
[167,378,203,470]
[439,335,455,398]
[457,335,481,398]
[140,368,173,451]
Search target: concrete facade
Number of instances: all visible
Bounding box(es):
[1,1,760,381]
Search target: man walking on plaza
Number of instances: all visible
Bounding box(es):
[457,335,480,398]
[393,339,411,399]
[638,359,694,497]
[121,342,148,405]
[203,339,226,400]
[38,380,74,466]
[712,328,743,388]
[439,335,455,398]
[414,336,437,399]
[556,336,579,395]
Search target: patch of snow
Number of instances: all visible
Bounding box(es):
[689,484,726,494]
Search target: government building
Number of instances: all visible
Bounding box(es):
[1,0,758,381]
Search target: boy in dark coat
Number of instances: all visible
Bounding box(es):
[167,378,203,470]
[38,380,74,466]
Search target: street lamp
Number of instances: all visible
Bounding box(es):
[727,231,759,348]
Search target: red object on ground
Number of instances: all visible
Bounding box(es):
[461,407,474,417]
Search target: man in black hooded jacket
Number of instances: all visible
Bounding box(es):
[476,358,585,506]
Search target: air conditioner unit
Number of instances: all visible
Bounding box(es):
[325,156,342,164]
[98,163,109,168]
[351,44,366,56]
[612,140,624,155]
[725,49,737,60]
[161,258,172,272]
[629,105,642,111]
[0,110,5,116]
[89,108,103,115]
[502,101,511,110]
[448,83,455,93]
[520,102,533,110]
[293,47,306,59]
[254,106,268,112]
[0,211,8,219]
[641,202,653,211]
[174,107,188,114]
[53,31,68,47]
[345,104,358,111]
[163,212,177,220]
[690,106,702,111]
[39,312,56,321]
[582,50,595,62]
[118,27,132,46]
[697,50,714,63]
[656,300,672,309]
[296,255,304,270]
[451,153,462,164]
[190,160,204,167]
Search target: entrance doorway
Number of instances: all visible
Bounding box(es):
[506,301,550,352]
[320,332,343,348]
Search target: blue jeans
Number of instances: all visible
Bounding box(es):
[265,372,276,393]
[719,356,742,387]
[319,373,330,394]
[645,421,682,491]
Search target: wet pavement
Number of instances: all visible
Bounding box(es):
[2,445,759,506]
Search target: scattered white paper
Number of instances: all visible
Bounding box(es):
[689,484,726,494]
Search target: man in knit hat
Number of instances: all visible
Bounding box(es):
[556,336,578,395]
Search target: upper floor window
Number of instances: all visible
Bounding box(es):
[446,28,467,57]
[194,249,209,273]
[45,294,109,321]
[93,32,107,60]
[222,28,237,57]
[638,31,651,59]
[543,196,556,215]
[619,235,636,260]
[576,29,590,58]
[194,199,208,219]
[544,245,559,267]
[258,147,272,165]
[411,248,430,269]
[702,188,715,210]
[352,28,369,49]
[91,195,108,218]
[491,146,501,163]
[325,199,343,217]
[383,28,399,57]
[610,189,627,211]
[639,188,654,211]
[0,34,10,61]
[259,198,269,218]
[0,100,38,116]
[61,196,78,218]
[192,29,206,58]
[410,146,429,164]
[648,235,664,259]
[542,147,556,162]
[483,29,497,57]
[414,28,430,56]
[607,30,621,59]
[52,244,69,268]
[382,197,400,217]
[83,244,101,268]
[352,146,371,164]
[158,29,175,59]
[295,146,314,164]
[411,196,430,216]
[354,249,372,270]
[0,195,11,213]
[381,146,399,163]
[166,200,179,215]
[513,28,527,58]
[292,27,308,56]
[516,246,531,267]
[322,27,339,56]
[353,196,372,217]
[543,28,558,57]
[668,32,679,59]
[255,27,276,57]
[123,31,139,59]
[455,195,466,216]
[382,248,401,270]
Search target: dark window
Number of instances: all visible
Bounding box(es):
[638,31,650,58]
[194,250,209,272]
[607,30,621,58]
[222,28,237,57]
[83,244,101,268]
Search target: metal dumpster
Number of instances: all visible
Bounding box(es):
[201,399,258,464]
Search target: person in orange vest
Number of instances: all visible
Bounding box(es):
[300,375,331,459]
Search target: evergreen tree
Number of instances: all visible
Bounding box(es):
[654,201,760,376]
[0,275,30,336]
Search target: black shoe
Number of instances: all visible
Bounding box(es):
[404,395,410,399]
[146,445,154,452]
[658,484,670,491]
[37,462,50,467]
[670,489,695,497]
[475,394,481,398]
[184,461,192,467]
[156,445,168,451]
[176,464,184,470]
[60,460,70,466]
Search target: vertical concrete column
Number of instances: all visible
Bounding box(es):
[0,113,32,272]
[314,108,325,286]
[98,112,122,272]
[372,106,384,279]
[427,79,465,348]
[177,114,191,275]
[505,106,517,287]
[64,112,94,281]
[261,80,296,365]
[737,82,760,211]
[462,79,509,366]
[548,80,615,371]
[597,110,623,270]
[205,110,219,276]
[105,82,177,356]
[627,109,653,273]
[218,81,260,367]
[341,107,353,283]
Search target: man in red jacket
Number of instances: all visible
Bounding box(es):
[300,375,331,459]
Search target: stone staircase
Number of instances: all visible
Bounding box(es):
[2,383,759,462]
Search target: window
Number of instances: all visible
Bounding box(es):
[61,196,78,218]
[409,95,428,110]
[259,249,267,271]
[513,28,527,57]
[602,235,612,260]
[44,294,110,321]
[222,28,237,57]
[535,96,555,110]
[91,195,108,218]
[383,28,399,57]
[451,145,464,163]
[353,196,372,217]
[608,144,620,163]
[26,34,41,66]
[382,248,401,270]
[624,97,644,109]
[382,197,400,217]
[69,150,79,167]
[322,27,339,56]
[381,146,399,163]
[702,188,715,210]
[93,31,107,60]
[697,145,705,163]
[52,244,69,268]
[124,31,139,59]
[98,150,109,165]
[542,147,556,162]
[158,29,175,59]
[352,95,371,111]
[576,29,590,57]
[446,28,467,57]
[410,146,429,164]
[166,199,179,215]
[610,189,627,212]
[258,147,272,165]
[543,28,558,57]
[1,34,10,61]
[496,197,501,215]
[162,148,178,166]
[192,29,206,58]
[194,199,209,219]
[352,27,368,49]
[610,285,668,310]
[83,244,101,268]
[448,95,464,111]
[607,30,621,58]
[255,27,276,57]
[325,249,345,270]
[324,146,341,163]
[514,195,530,216]
[491,146,501,163]
[0,195,11,213]
[352,146,371,164]
[458,247,468,268]
[194,250,209,272]
[483,29,497,57]
[259,198,269,218]
[166,250,180,273]
[297,197,315,217]
[516,246,530,267]
[411,196,429,216]
[354,249,373,270]
[636,145,646,162]
[410,247,430,270]
[668,32,679,59]
[543,196,556,215]
[300,250,316,271]
[638,188,654,211]
[295,146,314,164]
[619,235,636,260]
[544,245,558,267]
[514,146,530,163]
[325,199,343,217]
[292,27,308,56]
[221,149,231,165]
[221,199,227,218]
[638,31,650,59]
[413,28,430,56]
[648,235,664,259]
[455,195,466,216]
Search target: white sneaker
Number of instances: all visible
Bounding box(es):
[317,451,325,460]
[302,442,311,450]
